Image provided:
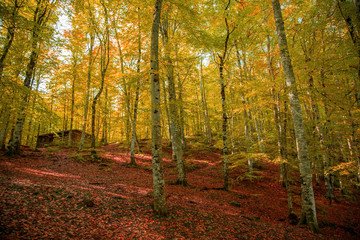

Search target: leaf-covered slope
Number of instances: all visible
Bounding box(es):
[0,144,359,239]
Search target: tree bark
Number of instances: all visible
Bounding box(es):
[150,0,168,216]
[114,25,131,148]
[26,74,40,147]
[102,87,108,145]
[91,1,110,157]
[69,53,77,147]
[79,31,95,151]
[130,9,142,166]
[272,0,319,232]
[199,56,212,144]
[218,0,234,191]
[0,109,11,150]
[161,8,187,186]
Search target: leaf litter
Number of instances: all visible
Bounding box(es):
[0,143,359,239]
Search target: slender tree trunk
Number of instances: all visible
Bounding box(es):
[114,26,131,148]
[0,109,11,150]
[199,57,212,144]
[130,82,140,166]
[244,109,253,173]
[162,82,171,144]
[69,56,77,147]
[220,58,229,190]
[130,10,142,166]
[79,32,95,151]
[102,87,108,145]
[218,0,234,191]
[272,0,319,232]
[26,75,40,147]
[91,2,110,157]
[150,0,168,216]
[161,10,187,185]
[253,112,265,152]
[177,73,186,148]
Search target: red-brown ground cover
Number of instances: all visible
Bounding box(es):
[0,142,359,239]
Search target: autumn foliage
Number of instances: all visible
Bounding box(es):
[1,0,360,238]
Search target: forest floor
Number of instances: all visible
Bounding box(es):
[0,140,359,239]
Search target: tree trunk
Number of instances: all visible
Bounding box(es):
[69,54,77,147]
[150,0,168,216]
[0,109,11,150]
[161,9,187,186]
[79,32,95,151]
[177,73,186,149]
[199,56,212,144]
[114,26,131,148]
[7,0,52,155]
[272,0,319,232]
[130,9,142,166]
[218,0,234,191]
[26,74,40,147]
[91,1,110,157]
[219,57,229,190]
[162,81,171,144]
[102,87,108,145]
[244,109,254,173]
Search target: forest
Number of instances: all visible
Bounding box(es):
[0,0,360,239]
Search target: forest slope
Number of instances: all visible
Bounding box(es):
[0,142,359,239]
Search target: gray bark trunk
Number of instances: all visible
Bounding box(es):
[69,55,77,147]
[150,0,168,216]
[26,75,40,147]
[272,0,319,232]
[218,0,234,190]
[199,57,212,144]
[220,59,229,190]
[79,32,95,151]
[161,11,187,186]
[102,87,108,145]
[0,109,11,150]
[91,2,110,156]
[114,26,131,148]
[177,73,186,149]
[130,10,142,166]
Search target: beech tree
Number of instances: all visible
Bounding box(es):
[7,0,57,155]
[1,0,360,230]
[150,0,168,216]
[272,0,319,232]
[90,0,110,157]
[161,3,187,186]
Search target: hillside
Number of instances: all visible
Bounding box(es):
[0,142,359,239]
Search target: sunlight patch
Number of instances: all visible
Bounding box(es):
[12,178,34,186]
[114,183,152,196]
[0,162,15,167]
[18,167,81,179]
